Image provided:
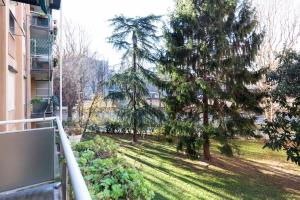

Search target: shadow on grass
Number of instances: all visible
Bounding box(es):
[105,134,299,199]
[210,156,300,193]
[128,154,231,199]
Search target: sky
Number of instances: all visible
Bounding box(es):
[53,0,175,67]
[53,0,300,67]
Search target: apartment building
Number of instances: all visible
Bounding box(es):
[0,1,30,131]
[30,3,58,128]
[0,0,91,198]
[0,1,90,199]
[0,0,59,131]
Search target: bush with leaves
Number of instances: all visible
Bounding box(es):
[105,121,121,134]
[262,50,300,165]
[73,136,154,199]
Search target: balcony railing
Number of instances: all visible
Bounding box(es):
[31,13,50,29]
[31,55,51,71]
[30,38,52,79]
[12,0,61,10]
[31,38,52,56]
[31,98,52,118]
[0,117,92,200]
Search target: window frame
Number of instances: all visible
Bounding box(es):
[9,11,15,35]
[7,71,16,112]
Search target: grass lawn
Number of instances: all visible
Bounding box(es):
[104,134,300,200]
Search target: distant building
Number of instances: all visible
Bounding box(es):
[83,58,109,99]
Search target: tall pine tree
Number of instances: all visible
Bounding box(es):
[106,15,164,142]
[160,0,265,160]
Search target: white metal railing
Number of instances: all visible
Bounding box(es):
[0,117,91,200]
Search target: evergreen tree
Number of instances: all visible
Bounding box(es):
[160,0,265,160]
[262,50,300,165]
[106,15,163,142]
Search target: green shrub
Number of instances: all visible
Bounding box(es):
[218,142,241,157]
[152,127,165,136]
[30,96,43,105]
[63,120,77,127]
[105,121,121,134]
[219,143,234,157]
[73,136,154,200]
[74,137,118,159]
[177,135,202,159]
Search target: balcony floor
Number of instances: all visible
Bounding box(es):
[0,182,62,200]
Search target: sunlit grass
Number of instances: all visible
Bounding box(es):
[105,135,300,200]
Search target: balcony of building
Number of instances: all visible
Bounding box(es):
[30,10,53,80]
[30,37,53,80]
[11,0,61,10]
[31,12,50,30]
[31,98,53,118]
[0,117,91,200]
[31,80,53,118]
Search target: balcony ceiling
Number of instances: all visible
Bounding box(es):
[13,0,61,10]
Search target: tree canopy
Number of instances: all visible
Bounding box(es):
[262,49,300,165]
[106,15,164,142]
[159,0,265,160]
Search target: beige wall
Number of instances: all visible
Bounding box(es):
[0,0,9,131]
[0,1,30,131]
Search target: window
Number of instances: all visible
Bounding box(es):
[23,78,26,107]
[36,81,49,98]
[8,71,15,111]
[9,11,15,34]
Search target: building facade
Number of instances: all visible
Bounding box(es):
[0,2,91,199]
[0,0,58,131]
[0,1,30,131]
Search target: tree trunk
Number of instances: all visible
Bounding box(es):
[67,105,72,121]
[77,100,83,127]
[132,32,138,143]
[82,95,98,138]
[203,93,211,161]
[158,91,162,109]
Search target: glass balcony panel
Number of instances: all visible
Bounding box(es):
[31,56,50,71]
[0,128,55,192]
[0,118,91,199]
